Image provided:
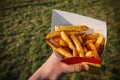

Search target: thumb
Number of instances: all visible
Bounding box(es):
[61,63,89,73]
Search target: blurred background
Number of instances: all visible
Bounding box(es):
[0,0,120,80]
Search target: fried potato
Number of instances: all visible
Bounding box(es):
[46,31,60,39]
[46,25,105,59]
[72,49,78,57]
[77,35,83,44]
[82,62,100,67]
[59,38,68,47]
[46,31,80,39]
[46,40,72,58]
[62,46,72,53]
[83,46,88,53]
[70,34,84,57]
[84,39,96,44]
[55,25,88,31]
[97,38,105,55]
[85,41,99,58]
[60,31,78,56]
[60,31,75,50]
[95,34,104,52]
[86,32,100,40]
[81,33,87,39]
[52,36,61,43]
[86,51,96,58]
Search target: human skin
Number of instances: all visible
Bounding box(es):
[28,53,89,80]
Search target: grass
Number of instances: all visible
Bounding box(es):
[0,0,120,80]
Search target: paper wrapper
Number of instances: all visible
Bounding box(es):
[51,9,107,69]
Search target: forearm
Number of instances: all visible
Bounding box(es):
[28,65,63,80]
[28,54,62,80]
[28,65,48,80]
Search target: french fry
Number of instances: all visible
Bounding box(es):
[59,38,68,47]
[98,38,105,55]
[86,32,100,40]
[46,31,80,39]
[55,25,88,31]
[95,34,104,52]
[70,34,84,57]
[46,25,105,60]
[85,40,99,58]
[62,46,72,53]
[46,31,60,39]
[84,39,96,44]
[46,40,72,58]
[81,33,87,39]
[77,35,83,44]
[86,51,96,58]
[60,31,78,56]
[82,62,100,67]
[72,48,78,57]
[60,31,75,49]
[52,36,61,43]
[83,46,88,53]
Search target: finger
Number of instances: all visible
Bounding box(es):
[61,63,89,73]
[81,63,89,71]
[74,64,83,72]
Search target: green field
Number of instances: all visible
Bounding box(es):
[0,0,120,80]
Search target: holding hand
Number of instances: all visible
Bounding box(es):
[29,53,89,80]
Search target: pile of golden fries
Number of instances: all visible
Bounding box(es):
[46,25,105,59]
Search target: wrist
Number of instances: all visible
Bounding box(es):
[29,53,65,80]
[29,63,58,80]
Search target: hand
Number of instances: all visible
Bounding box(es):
[28,52,89,80]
